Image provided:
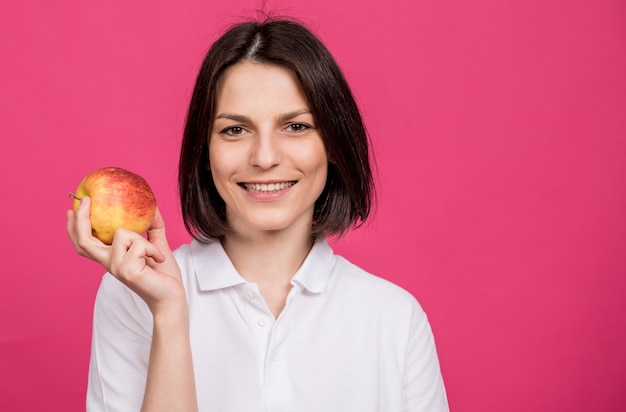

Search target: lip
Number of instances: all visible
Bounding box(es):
[238,180,297,200]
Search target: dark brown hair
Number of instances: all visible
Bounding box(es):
[179,18,374,241]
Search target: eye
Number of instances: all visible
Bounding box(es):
[221,126,247,136]
[285,123,311,133]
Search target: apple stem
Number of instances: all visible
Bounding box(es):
[69,193,82,201]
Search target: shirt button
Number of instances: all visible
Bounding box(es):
[271,352,280,361]
[244,291,254,301]
[258,317,269,327]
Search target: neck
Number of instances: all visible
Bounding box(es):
[221,225,314,285]
[221,224,315,319]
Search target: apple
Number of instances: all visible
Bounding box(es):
[70,167,157,245]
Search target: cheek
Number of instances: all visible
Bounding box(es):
[208,166,232,209]
[208,143,232,177]
[302,145,329,191]
[308,142,329,175]
[207,149,231,195]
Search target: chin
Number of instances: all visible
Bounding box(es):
[247,220,296,233]
[234,212,312,235]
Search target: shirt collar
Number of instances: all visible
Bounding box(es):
[190,237,335,294]
[190,239,247,291]
[290,237,335,294]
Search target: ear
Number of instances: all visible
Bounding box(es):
[327,150,337,165]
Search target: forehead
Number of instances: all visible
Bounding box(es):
[214,61,310,115]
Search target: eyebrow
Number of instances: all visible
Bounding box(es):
[278,109,312,122]
[214,109,312,123]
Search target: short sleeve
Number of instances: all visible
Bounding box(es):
[402,305,449,412]
[87,273,153,412]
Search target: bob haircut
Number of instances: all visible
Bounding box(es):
[179,18,374,241]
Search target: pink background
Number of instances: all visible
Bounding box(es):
[1,0,625,410]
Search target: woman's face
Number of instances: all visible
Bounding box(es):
[209,61,328,236]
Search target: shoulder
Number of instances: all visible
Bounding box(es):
[171,239,241,292]
[93,273,152,338]
[93,240,211,326]
[96,272,146,309]
[322,252,436,358]
[332,254,418,302]
[171,238,221,269]
[329,253,427,323]
[171,240,196,264]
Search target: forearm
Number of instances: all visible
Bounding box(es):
[141,305,198,412]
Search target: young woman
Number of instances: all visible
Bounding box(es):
[67,18,449,412]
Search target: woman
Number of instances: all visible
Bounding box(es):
[67,18,449,412]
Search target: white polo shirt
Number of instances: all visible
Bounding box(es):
[87,238,449,411]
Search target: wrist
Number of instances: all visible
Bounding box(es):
[151,301,190,332]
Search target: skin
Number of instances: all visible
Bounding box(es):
[66,60,328,410]
[210,60,328,317]
[67,198,197,412]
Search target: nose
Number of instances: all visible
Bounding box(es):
[250,131,281,169]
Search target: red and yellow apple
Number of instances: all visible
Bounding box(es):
[70,167,157,245]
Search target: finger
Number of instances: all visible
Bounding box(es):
[146,207,172,258]
[66,209,86,255]
[66,198,85,244]
[66,209,77,241]
[109,229,166,277]
[68,196,110,264]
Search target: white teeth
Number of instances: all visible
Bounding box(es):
[243,181,295,193]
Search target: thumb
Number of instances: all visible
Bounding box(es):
[147,207,171,259]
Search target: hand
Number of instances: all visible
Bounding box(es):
[67,196,186,315]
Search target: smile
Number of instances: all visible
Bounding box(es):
[240,181,296,193]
